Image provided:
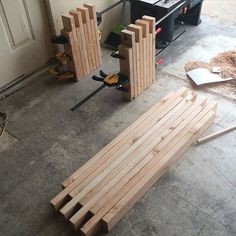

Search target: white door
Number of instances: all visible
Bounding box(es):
[0,0,54,88]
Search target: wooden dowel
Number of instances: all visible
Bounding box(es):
[197,124,236,144]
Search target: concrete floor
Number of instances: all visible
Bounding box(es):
[0,12,236,236]
[203,0,236,23]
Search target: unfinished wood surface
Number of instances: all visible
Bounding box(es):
[127,24,143,95]
[67,91,187,198]
[60,91,177,189]
[60,94,188,219]
[69,10,90,76]
[59,5,101,81]
[83,4,102,68]
[51,88,217,235]
[80,98,211,236]
[102,104,217,231]
[118,16,156,100]
[77,7,96,70]
[60,30,77,76]
[142,16,156,85]
[61,96,194,220]
[135,19,149,91]
[61,15,82,80]
[52,89,187,210]
[121,29,137,98]
[118,45,134,100]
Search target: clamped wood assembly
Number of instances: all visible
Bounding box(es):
[48,52,75,80]
[71,70,129,111]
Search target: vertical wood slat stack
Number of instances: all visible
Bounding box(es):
[61,4,102,81]
[119,16,156,101]
[51,87,217,236]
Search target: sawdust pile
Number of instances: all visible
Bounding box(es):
[211,50,236,81]
[185,50,236,101]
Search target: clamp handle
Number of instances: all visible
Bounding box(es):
[111,52,124,59]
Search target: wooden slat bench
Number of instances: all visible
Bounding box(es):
[51,87,217,236]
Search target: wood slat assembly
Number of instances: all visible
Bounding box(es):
[119,16,156,101]
[61,5,102,81]
[51,87,217,236]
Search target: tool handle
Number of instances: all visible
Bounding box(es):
[197,124,236,144]
[155,27,162,35]
[92,75,104,82]
[111,52,124,59]
[156,58,163,66]
[99,70,108,78]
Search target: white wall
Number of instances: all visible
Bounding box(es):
[46,0,130,41]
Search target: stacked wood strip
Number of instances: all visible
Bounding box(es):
[119,16,156,101]
[61,5,102,81]
[51,87,217,236]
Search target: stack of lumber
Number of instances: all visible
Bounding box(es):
[119,16,156,100]
[61,4,102,81]
[51,87,217,236]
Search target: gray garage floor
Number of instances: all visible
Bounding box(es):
[0,14,236,236]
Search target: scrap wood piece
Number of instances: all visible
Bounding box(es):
[197,123,236,144]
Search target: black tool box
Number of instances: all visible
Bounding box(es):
[130,0,204,48]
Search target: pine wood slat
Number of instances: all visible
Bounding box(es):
[61,15,82,80]
[135,19,149,91]
[118,44,134,100]
[121,29,138,98]
[142,16,156,85]
[127,24,143,95]
[77,7,96,71]
[69,10,90,76]
[83,4,102,68]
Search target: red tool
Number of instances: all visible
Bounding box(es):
[155,27,162,35]
[156,58,163,66]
